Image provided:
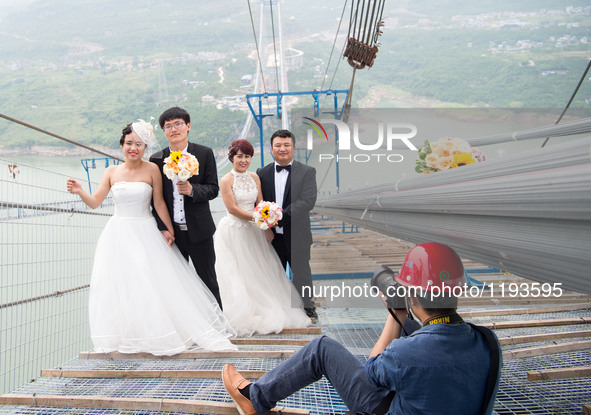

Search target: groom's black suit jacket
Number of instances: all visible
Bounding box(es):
[257,160,317,252]
[149,142,222,307]
[149,142,219,243]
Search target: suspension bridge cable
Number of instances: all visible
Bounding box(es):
[247,0,267,93]
[0,112,123,161]
[268,0,281,93]
[316,144,340,193]
[321,1,361,109]
[321,36,350,109]
[541,59,591,148]
[372,0,385,45]
[360,0,371,44]
[343,67,357,115]
[320,0,349,93]
[351,0,362,41]
[364,1,376,45]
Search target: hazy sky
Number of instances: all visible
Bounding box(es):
[0,0,33,8]
[0,1,34,18]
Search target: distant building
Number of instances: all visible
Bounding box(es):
[541,69,568,76]
[196,52,226,61]
[201,95,216,105]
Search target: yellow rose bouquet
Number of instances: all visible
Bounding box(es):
[163,151,199,181]
[416,137,486,174]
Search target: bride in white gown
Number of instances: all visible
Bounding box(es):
[67,120,236,355]
[215,139,310,336]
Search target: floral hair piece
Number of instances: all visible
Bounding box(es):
[131,118,158,148]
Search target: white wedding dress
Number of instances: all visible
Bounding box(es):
[215,170,311,336]
[89,181,236,356]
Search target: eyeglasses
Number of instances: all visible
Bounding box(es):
[163,121,186,132]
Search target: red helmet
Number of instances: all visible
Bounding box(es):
[394,242,465,291]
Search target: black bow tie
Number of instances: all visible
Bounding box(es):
[276,164,291,173]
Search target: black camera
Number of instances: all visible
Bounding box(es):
[371,265,407,310]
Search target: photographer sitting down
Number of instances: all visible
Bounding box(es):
[222,242,502,415]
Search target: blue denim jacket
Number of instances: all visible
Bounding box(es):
[366,322,501,415]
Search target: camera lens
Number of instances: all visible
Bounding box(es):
[371,265,406,310]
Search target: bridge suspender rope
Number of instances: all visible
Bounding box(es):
[320,0,349,94]
[344,0,385,70]
[342,0,385,121]
[541,59,591,148]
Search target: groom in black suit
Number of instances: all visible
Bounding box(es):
[150,106,223,309]
[257,129,318,318]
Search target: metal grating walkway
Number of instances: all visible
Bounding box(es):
[0,306,590,414]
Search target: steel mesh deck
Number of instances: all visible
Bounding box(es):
[496,351,591,414]
[1,307,590,414]
[4,376,347,415]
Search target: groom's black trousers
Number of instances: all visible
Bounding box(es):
[173,225,223,310]
[272,233,314,309]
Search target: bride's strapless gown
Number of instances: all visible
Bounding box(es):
[89,181,236,355]
[215,170,310,336]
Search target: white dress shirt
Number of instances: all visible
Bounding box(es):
[274,162,291,234]
[172,145,188,225]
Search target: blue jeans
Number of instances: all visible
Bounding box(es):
[250,336,390,414]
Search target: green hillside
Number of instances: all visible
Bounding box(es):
[0,0,590,151]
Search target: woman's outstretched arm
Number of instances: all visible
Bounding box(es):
[66,166,114,209]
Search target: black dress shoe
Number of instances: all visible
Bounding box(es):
[305,307,318,319]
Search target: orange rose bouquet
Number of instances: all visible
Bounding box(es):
[163,151,199,181]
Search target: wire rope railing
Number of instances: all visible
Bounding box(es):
[0,158,113,394]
